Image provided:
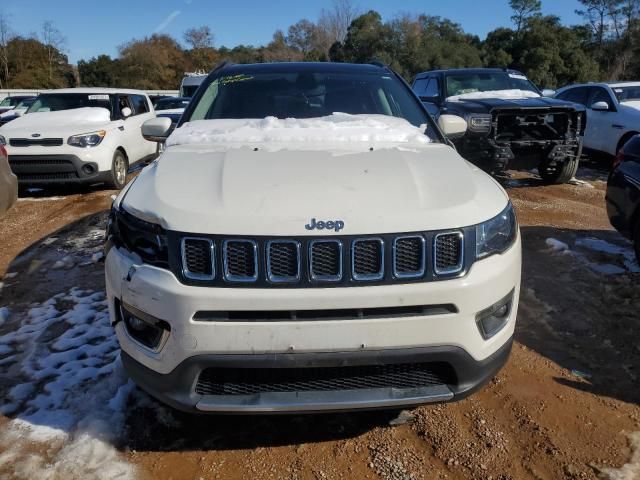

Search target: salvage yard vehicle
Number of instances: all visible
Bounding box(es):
[105,62,521,413]
[0,88,158,189]
[606,134,640,262]
[0,95,35,115]
[555,82,640,160]
[412,68,585,184]
[0,144,17,217]
[0,97,36,126]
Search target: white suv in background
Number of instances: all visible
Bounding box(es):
[555,82,640,157]
[0,88,158,189]
[105,62,521,414]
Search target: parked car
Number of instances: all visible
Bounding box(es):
[0,97,36,126]
[0,95,36,114]
[412,68,585,184]
[606,134,640,262]
[154,96,190,132]
[0,88,157,189]
[556,82,640,160]
[180,72,207,97]
[105,62,521,414]
[0,144,17,217]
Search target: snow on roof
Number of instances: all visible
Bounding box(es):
[166,113,431,150]
[446,89,541,102]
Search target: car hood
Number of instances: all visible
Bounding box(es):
[0,107,115,137]
[445,96,581,113]
[121,143,508,236]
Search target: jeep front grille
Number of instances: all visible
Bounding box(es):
[177,230,468,287]
[309,240,342,281]
[434,232,464,274]
[182,238,214,280]
[195,362,456,396]
[223,240,258,282]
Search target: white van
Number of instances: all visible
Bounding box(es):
[0,88,157,189]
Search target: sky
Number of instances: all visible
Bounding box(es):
[3,0,584,64]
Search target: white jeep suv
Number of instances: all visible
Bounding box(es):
[105,62,521,413]
[0,88,157,189]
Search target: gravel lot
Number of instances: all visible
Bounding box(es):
[0,166,638,480]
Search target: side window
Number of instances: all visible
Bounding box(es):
[131,95,150,115]
[424,78,440,98]
[413,78,429,96]
[117,95,133,118]
[588,87,614,109]
[557,87,588,106]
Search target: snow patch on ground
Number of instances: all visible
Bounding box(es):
[17,196,64,202]
[545,237,640,275]
[0,288,136,479]
[446,89,540,102]
[167,113,431,150]
[598,432,640,480]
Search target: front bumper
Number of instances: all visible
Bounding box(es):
[107,234,521,413]
[121,338,513,413]
[8,154,110,184]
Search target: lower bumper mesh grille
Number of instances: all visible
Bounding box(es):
[195,362,456,396]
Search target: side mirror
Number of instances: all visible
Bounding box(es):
[142,117,173,143]
[438,114,467,138]
[121,107,132,118]
[541,89,556,98]
[591,101,610,111]
[419,95,439,104]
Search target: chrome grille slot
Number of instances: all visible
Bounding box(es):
[309,240,342,281]
[393,236,426,278]
[352,238,384,281]
[267,241,300,283]
[223,240,258,282]
[434,232,464,275]
[181,238,215,281]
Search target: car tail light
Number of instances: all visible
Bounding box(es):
[613,147,625,170]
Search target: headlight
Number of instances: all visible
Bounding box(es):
[476,203,517,259]
[68,130,106,148]
[105,206,169,268]
[466,114,492,132]
[0,134,6,145]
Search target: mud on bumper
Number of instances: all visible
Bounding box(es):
[121,338,513,414]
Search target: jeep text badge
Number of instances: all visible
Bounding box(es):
[305,218,345,232]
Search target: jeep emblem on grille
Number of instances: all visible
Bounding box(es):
[305,218,344,232]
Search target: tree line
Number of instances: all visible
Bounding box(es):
[0,0,639,91]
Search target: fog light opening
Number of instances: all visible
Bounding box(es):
[118,301,170,350]
[82,164,96,175]
[476,289,515,340]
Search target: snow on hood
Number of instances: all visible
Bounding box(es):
[446,89,541,102]
[621,100,640,110]
[166,113,431,151]
[0,107,111,131]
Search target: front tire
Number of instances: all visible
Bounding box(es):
[105,150,128,190]
[538,150,581,185]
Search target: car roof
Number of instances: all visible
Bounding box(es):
[218,62,389,75]
[414,68,526,79]
[43,88,149,96]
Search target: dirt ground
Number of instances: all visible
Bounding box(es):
[0,166,638,480]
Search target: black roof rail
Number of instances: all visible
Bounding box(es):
[209,60,233,75]
[368,60,389,70]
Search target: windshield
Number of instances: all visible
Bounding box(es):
[445,72,539,98]
[27,93,114,115]
[155,98,190,110]
[0,97,23,107]
[187,70,434,133]
[16,98,36,109]
[612,86,640,102]
[181,85,200,98]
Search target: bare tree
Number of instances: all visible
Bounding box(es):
[576,0,612,47]
[509,0,542,33]
[0,13,13,88]
[183,26,214,50]
[318,0,359,43]
[41,20,66,81]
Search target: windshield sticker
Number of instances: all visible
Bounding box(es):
[614,88,623,93]
[220,74,253,85]
[508,73,528,80]
[88,94,110,100]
